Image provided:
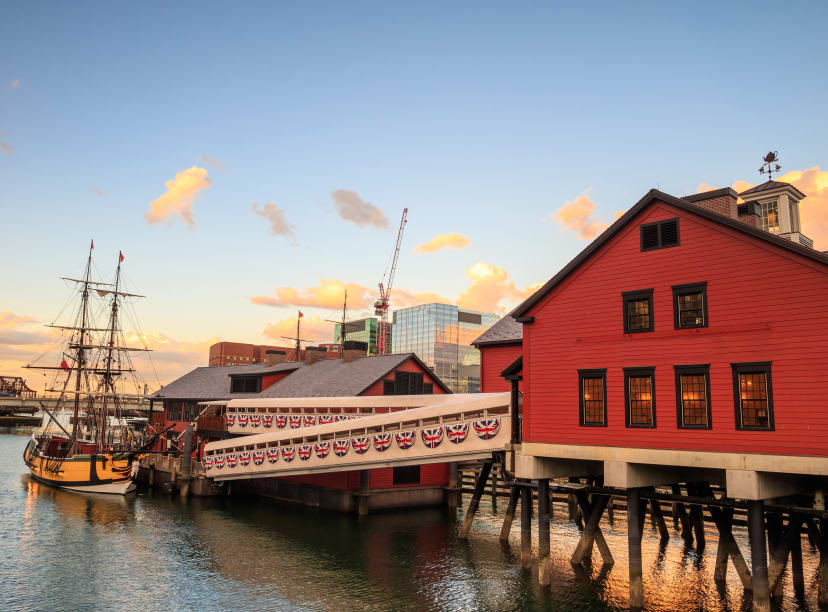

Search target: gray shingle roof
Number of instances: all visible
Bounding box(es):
[472,314,523,345]
[152,353,450,400]
[739,180,807,199]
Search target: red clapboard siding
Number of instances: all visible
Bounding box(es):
[522,200,828,457]
[480,343,522,393]
[360,357,448,396]
[370,463,448,488]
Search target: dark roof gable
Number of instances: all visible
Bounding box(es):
[740,180,807,200]
[472,313,523,346]
[513,188,828,318]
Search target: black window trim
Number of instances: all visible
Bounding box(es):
[674,364,712,430]
[672,282,709,330]
[230,375,262,393]
[624,366,657,428]
[731,361,775,431]
[622,289,654,334]
[578,368,607,427]
[640,217,680,251]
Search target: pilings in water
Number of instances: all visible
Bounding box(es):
[457,461,492,539]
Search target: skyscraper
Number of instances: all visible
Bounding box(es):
[335,317,380,355]
[391,303,497,393]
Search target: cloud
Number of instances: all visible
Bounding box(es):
[0,312,37,329]
[252,202,295,239]
[251,279,374,310]
[331,190,390,229]
[551,189,610,240]
[263,315,333,345]
[0,132,11,154]
[198,155,225,171]
[392,288,452,308]
[93,185,104,196]
[698,168,828,249]
[145,166,212,229]
[456,262,539,314]
[413,233,471,254]
[9,79,20,88]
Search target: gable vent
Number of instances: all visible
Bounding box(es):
[640,218,680,251]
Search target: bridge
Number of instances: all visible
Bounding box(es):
[203,392,511,481]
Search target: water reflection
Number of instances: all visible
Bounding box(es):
[1,432,822,611]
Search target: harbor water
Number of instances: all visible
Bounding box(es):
[0,431,819,611]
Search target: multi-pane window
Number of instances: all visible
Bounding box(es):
[674,365,712,429]
[760,200,779,233]
[624,367,655,427]
[732,362,774,430]
[578,369,607,426]
[672,282,708,329]
[623,290,654,333]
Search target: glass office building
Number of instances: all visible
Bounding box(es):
[335,318,380,355]
[392,303,498,393]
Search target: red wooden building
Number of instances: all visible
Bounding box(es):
[152,343,453,511]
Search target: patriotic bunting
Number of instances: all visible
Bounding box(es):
[351,436,370,454]
[318,415,335,425]
[226,414,235,427]
[203,456,213,470]
[421,426,444,448]
[281,447,296,462]
[275,415,288,428]
[395,430,415,450]
[250,414,261,427]
[303,415,317,427]
[237,414,249,427]
[252,450,265,465]
[266,448,280,463]
[314,441,331,458]
[214,455,225,468]
[288,415,301,429]
[446,422,469,444]
[226,453,238,468]
[373,433,392,452]
[298,444,312,461]
[239,451,251,466]
[262,414,274,428]
[335,415,351,422]
[333,439,349,457]
[472,418,501,440]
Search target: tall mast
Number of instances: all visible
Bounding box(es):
[70,240,94,451]
[99,251,124,448]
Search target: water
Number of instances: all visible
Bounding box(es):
[0,431,819,611]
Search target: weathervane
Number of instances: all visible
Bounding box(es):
[759,151,781,181]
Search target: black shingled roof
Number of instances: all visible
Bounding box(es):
[513,188,828,318]
[472,312,523,346]
[740,180,807,200]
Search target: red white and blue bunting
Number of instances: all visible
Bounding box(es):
[421,426,444,449]
[395,430,415,450]
[250,414,261,427]
[275,415,288,429]
[262,414,273,428]
[373,433,392,452]
[226,453,238,468]
[266,448,279,463]
[446,422,469,444]
[318,415,335,425]
[252,450,265,465]
[298,445,312,461]
[237,414,249,427]
[281,447,296,462]
[333,439,349,457]
[214,455,225,468]
[303,415,317,427]
[289,415,302,429]
[226,414,235,427]
[314,441,331,458]
[351,436,370,454]
[203,456,213,470]
[240,451,251,466]
[472,418,500,440]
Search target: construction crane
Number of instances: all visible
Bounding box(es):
[375,208,408,355]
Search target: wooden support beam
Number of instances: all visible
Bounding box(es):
[671,483,693,544]
[458,461,493,539]
[819,517,828,609]
[538,479,551,585]
[521,485,532,570]
[490,470,499,512]
[748,500,771,612]
[572,494,611,566]
[357,469,370,517]
[447,462,459,512]
[500,486,519,542]
[686,483,706,550]
[768,514,805,594]
[649,498,670,542]
[627,488,645,610]
[791,518,805,598]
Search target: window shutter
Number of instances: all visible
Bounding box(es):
[660,219,679,246]
[383,380,395,396]
[641,224,659,250]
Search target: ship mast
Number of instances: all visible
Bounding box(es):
[69,240,94,452]
[99,252,124,449]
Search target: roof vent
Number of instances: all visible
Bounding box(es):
[640,218,680,251]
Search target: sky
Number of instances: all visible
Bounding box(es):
[2,1,827,390]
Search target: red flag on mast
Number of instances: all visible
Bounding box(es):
[91,239,94,250]
[119,251,124,262]
[60,359,70,372]
[298,311,303,318]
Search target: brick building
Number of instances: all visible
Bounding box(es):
[208,341,304,366]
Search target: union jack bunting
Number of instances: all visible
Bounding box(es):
[351,436,370,454]
[472,418,500,440]
[421,426,444,448]
[318,415,335,425]
[262,414,274,428]
[239,451,251,466]
[275,415,288,429]
[281,446,296,462]
[373,433,392,452]
[314,441,331,458]
[214,455,225,468]
[266,448,280,463]
[335,415,351,422]
[298,444,312,461]
[252,450,265,465]
[226,453,238,468]
[446,422,469,444]
[303,415,317,427]
[395,430,415,450]
[237,414,249,427]
[226,414,235,427]
[333,439,349,457]
[249,414,261,427]
[203,456,213,470]
[288,415,302,429]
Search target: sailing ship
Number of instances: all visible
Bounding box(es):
[22,241,166,494]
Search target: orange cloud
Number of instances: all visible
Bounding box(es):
[0,132,11,154]
[263,315,333,345]
[0,312,37,329]
[552,189,609,240]
[699,168,828,249]
[198,155,225,171]
[456,262,538,314]
[252,202,295,239]
[331,190,390,229]
[392,288,452,308]
[413,233,471,254]
[145,166,212,229]
[252,279,374,310]
[9,79,20,88]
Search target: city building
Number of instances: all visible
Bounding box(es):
[208,341,303,366]
[334,317,379,355]
[392,303,498,393]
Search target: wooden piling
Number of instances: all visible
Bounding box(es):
[627,488,644,610]
[791,519,805,597]
[748,500,771,612]
[500,486,519,542]
[671,483,693,544]
[357,469,370,516]
[447,462,459,512]
[490,470,499,512]
[572,494,612,566]
[649,498,670,542]
[520,485,532,570]
[818,515,828,609]
[458,461,493,539]
[538,479,551,585]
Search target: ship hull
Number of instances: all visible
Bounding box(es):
[24,440,139,495]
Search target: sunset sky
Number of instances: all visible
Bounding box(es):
[2,2,827,389]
